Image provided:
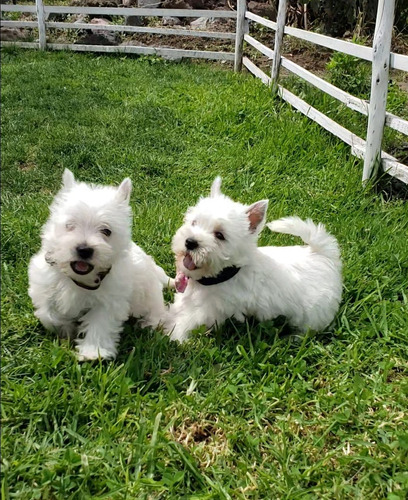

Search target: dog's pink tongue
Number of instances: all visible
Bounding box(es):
[175,271,189,293]
[75,261,90,272]
[183,254,196,271]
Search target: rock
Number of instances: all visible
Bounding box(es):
[124,15,144,26]
[75,19,119,45]
[89,17,111,25]
[161,0,203,7]
[161,0,192,9]
[162,16,182,26]
[138,0,161,6]
[73,14,87,23]
[1,28,26,41]
[247,1,277,21]
[46,13,68,21]
[71,0,119,6]
[86,17,120,44]
[76,32,119,45]
[190,16,214,29]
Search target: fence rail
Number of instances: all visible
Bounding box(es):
[242,57,408,183]
[242,0,408,184]
[245,8,408,71]
[1,2,236,60]
[1,0,407,184]
[1,18,235,40]
[243,33,408,137]
[0,4,236,18]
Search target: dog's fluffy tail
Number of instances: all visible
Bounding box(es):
[267,216,340,261]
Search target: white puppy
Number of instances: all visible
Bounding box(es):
[166,177,342,342]
[29,169,171,360]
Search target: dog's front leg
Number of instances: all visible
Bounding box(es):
[167,307,219,343]
[75,307,127,361]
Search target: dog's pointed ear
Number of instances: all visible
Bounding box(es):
[210,176,222,198]
[116,177,132,203]
[246,200,269,233]
[62,169,76,190]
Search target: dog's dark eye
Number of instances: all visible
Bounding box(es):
[215,231,225,241]
[192,220,197,226]
[66,223,75,231]
[101,228,112,237]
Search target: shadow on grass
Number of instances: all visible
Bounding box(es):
[112,313,337,394]
[375,171,408,201]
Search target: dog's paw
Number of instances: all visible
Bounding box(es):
[76,345,116,361]
[169,328,189,344]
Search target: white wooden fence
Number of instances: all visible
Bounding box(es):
[0,2,237,61]
[235,0,408,184]
[1,0,408,184]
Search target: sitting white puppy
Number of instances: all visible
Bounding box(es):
[166,177,342,342]
[29,169,171,360]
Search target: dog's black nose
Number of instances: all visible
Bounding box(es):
[185,238,199,251]
[76,244,94,260]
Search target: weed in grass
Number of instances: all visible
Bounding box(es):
[1,49,408,499]
[327,50,372,99]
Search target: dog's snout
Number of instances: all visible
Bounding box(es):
[76,244,94,260]
[185,238,199,251]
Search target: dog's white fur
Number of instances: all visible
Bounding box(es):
[29,169,171,360]
[166,177,342,342]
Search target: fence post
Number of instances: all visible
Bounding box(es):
[362,0,395,183]
[36,0,46,50]
[234,0,246,72]
[270,0,287,93]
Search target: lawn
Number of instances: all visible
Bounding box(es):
[1,48,408,499]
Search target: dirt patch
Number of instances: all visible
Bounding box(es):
[170,417,229,467]
[283,47,331,73]
[18,161,36,172]
[376,173,408,201]
[122,32,233,51]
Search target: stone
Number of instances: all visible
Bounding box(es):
[46,12,68,22]
[71,0,119,6]
[124,15,144,26]
[75,32,119,45]
[73,14,87,23]
[1,28,26,42]
[76,19,119,45]
[138,0,161,7]
[89,17,111,25]
[90,18,119,44]
[161,0,191,9]
[190,16,214,30]
[162,16,182,26]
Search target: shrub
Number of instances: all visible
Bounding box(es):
[326,51,371,99]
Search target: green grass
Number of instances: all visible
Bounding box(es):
[1,48,408,499]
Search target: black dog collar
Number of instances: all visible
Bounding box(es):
[71,268,111,291]
[197,266,240,286]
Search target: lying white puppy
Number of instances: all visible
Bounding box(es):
[166,177,342,342]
